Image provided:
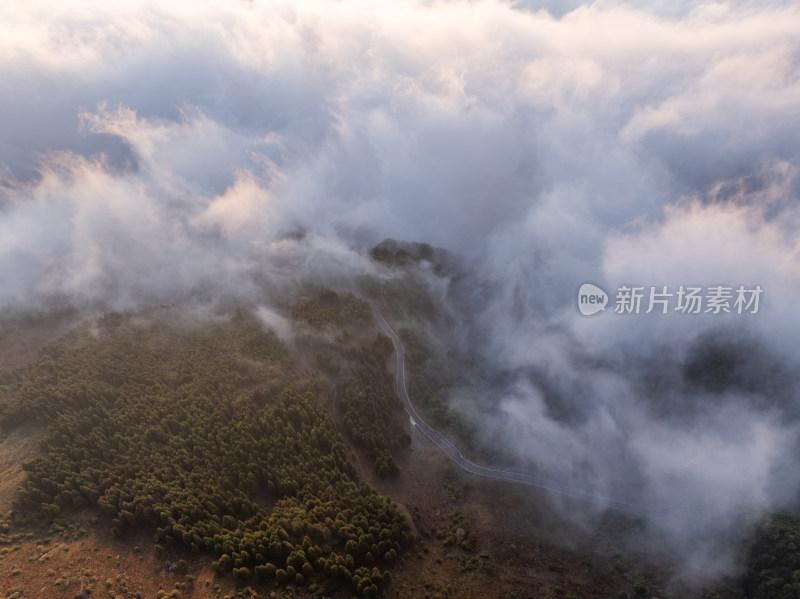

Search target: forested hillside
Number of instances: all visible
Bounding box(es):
[290,289,411,477]
[0,291,794,599]
[0,306,409,597]
[338,335,411,477]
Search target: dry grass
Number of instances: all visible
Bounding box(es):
[0,424,45,515]
[0,519,237,599]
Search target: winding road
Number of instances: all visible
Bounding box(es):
[371,303,647,516]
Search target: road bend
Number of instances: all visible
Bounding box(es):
[370,302,647,516]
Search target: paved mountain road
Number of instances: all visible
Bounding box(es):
[370,302,647,516]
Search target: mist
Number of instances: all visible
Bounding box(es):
[2,0,800,580]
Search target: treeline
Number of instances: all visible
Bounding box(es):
[0,308,408,597]
[339,334,410,476]
[291,288,371,330]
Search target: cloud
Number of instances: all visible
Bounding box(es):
[1,0,800,580]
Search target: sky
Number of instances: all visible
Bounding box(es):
[2,0,800,580]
